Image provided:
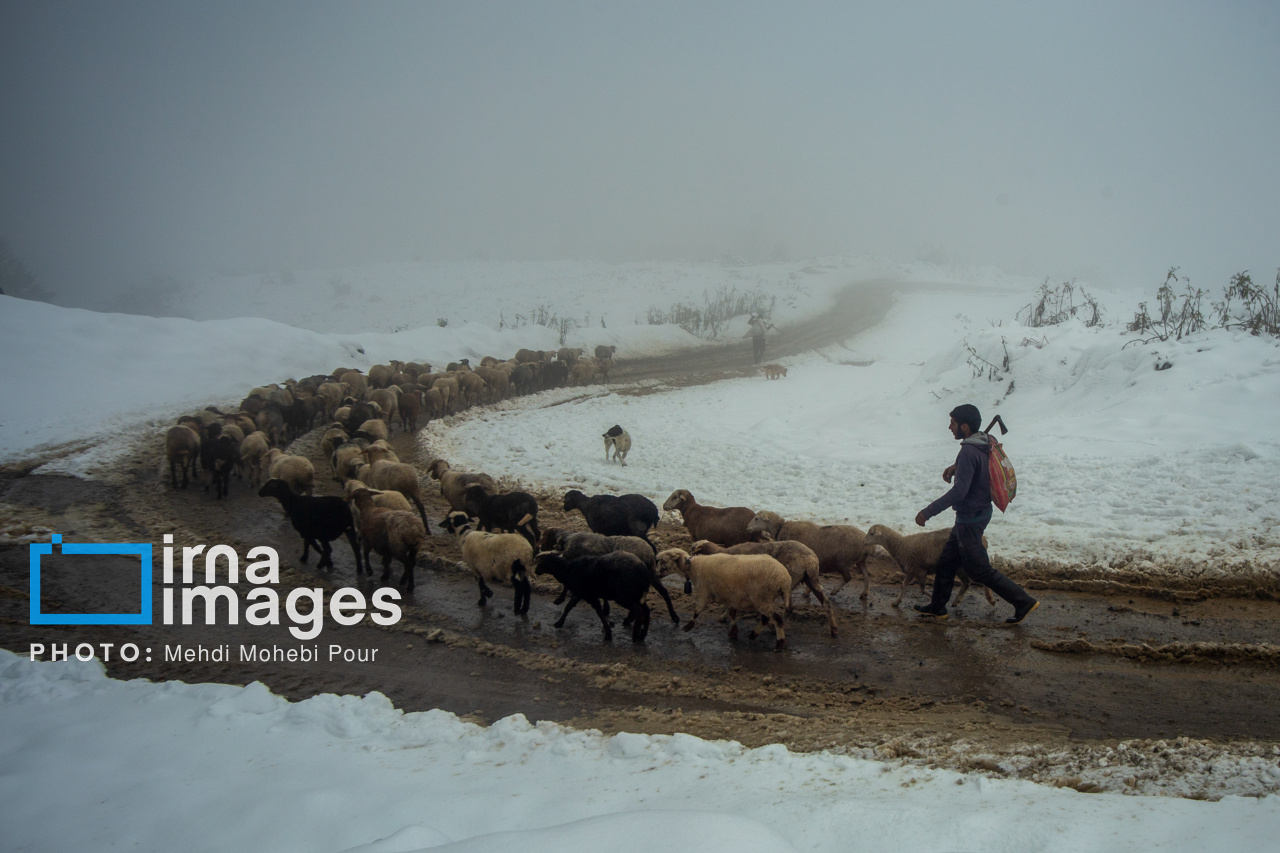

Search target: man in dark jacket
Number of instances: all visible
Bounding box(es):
[913,403,1038,624]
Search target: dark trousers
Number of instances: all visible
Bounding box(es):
[929,520,1035,612]
[751,335,766,363]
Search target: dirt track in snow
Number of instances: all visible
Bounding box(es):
[4,278,1280,799]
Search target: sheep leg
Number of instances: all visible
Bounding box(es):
[476,575,494,607]
[553,595,581,628]
[380,554,393,585]
[772,613,787,651]
[344,528,364,574]
[801,573,839,637]
[411,498,431,535]
[513,574,531,616]
[826,571,852,599]
[316,540,335,571]
[650,578,680,624]
[553,584,568,605]
[858,557,871,600]
[952,571,972,606]
[630,603,650,643]
[586,597,612,642]
[727,608,740,640]
[891,566,921,607]
[397,552,415,590]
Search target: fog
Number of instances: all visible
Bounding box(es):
[1,1,1277,310]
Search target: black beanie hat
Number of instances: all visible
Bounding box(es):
[950,404,982,432]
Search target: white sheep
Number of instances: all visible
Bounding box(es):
[331,440,369,484]
[368,387,400,431]
[266,448,315,496]
[354,417,389,443]
[319,424,349,472]
[864,523,995,608]
[316,382,345,419]
[655,547,791,651]
[238,431,271,487]
[362,439,400,464]
[446,511,533,614]
[690,539,837,636]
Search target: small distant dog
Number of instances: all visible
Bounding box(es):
[762,364,787,380]
[603,424,631,466]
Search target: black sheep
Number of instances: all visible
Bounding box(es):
[258,478,364,573]
[538,528,678,624]
[462,484,540,545]
[202,423,239,500]
[562,490,659,543]
[343,401,380,437]
[534,551,651,643]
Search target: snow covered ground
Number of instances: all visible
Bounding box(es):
[4,649,1280,853]
[3,255,1280,850]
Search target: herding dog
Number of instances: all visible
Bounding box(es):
[603,424,631,466]
[762,363,787,380]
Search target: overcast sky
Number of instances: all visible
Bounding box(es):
[1,1,1276,305]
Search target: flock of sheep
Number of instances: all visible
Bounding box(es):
[162,342,979,652]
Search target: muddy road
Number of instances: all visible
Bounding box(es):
[4,278,1280,797]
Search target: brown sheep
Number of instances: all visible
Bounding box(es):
[338,370,368,400]
[348,488,427,589]
[427,459,497,514]
[747,511,872,600]
[474,366,509,402]
[433,376,460,413]
[662,489,756,546]
[368,363,395,389]
[455,370,486,407]
[350,459,430,531]
[864,523,995,608]
[398,388,424,432]
[165,422,201,488]
[569,360,596,386]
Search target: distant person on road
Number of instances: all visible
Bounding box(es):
[913,403,1038,624]
[745,313,774,364]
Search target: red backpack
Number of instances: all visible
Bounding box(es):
[985,416,1017,513]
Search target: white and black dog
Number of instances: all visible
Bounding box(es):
[602,424,631,466]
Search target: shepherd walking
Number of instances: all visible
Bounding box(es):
[745,313,774,364]
[913,403,1038,624]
